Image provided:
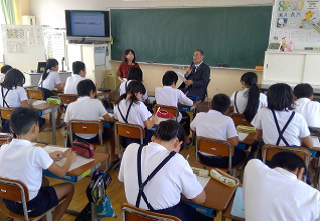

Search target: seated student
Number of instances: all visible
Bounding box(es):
[251,83,313,148]
[155,71,194,145]
[230,72,267,122]
[119,120,211,221]
[0,65,12,83]
[119,66,147,101]
[0,69,48,133]
[64,79,118,164]
[243,152,320,220]
[293,83,320,128]
[190,93,246,168]
[114,81,158,146]
[37,58,65,127]
[64,61,86,95]
[0,107,76,221]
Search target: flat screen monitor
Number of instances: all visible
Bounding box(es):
[65,10,111,43]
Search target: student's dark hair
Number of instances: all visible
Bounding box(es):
[115,81,146,105]
[293,83,313,99]
[121,49,136,64]
[127,67,143,82]
[1,65,12,74]
[241,72,260,122]
[211,93,230,113]
[41,58,58,82]
[77,79,96,96]
[270,151,306,172]
[155,120,186,150]
[72,61,86,75]
[10,107,38,136]
[162,71,178,86]
[195,49,204,56]
[267,83,294,111]
[1,68,25,89]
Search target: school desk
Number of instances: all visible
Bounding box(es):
[222,185,245,221]
[31,100,60,145]
[181,177,237,214]
[52,88,112,99]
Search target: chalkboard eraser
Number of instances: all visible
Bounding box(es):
[218,63,227,68]
[305,47,313,50]
[146,61,155,63]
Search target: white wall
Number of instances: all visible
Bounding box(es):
[29,0,272,97]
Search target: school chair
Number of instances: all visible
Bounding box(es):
[261,144,311,182]
[121,203,181,221]
[68,120,110,168]
[0,107,14,120]
[58,94,78,105]
[154,104,179,121]
[26,89,45,100]
[230,113,253,127]
[114,121,145,148]
[0,177,66,221]
[196,136,247,176]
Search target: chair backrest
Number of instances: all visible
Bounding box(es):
[69,120,104,145]
[261,144,311,165]
[26,89,44,100]
[196,136,234,172]
[0,177,29,220]
[121,203,181,221]
[114,121,145,148]
[154,104,179,121]
[230,113,253,127]
[58,94,78,105]
[0,107,14,120]
[202,78,211,102]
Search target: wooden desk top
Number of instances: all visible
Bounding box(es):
[241,133,256,145]
[67,152,109,177]
[181,178,237,211]
[52,89,111,97]
[222,186,245,221]
[30,100,60,111]
[23,84,36,89]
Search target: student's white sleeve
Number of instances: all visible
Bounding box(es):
[97,100,108,117]
[251,109,263,129]
[139,102,152,122]
[226,118,238,139]
[260,93,268,108]
[179,160,203,199]
[33,147,54,169]
[64,77,70,93]
[178,90,193,106]
[230,91,236,107]
[190,115,198,132]
[19,87,28,102]
[119,82,125,96]
[298,114,311,138]
[113,104,119,120]
[64,106,71,123]
[54,72,61,85]
[142,89,148,101]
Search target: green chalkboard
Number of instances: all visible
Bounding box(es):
[111,6,272,69]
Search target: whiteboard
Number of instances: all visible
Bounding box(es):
[269,0,320,50]
[1,24,46,73]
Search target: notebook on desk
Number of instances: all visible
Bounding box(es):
[230,187,245,219]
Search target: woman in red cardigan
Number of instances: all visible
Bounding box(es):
[117,49,139,83]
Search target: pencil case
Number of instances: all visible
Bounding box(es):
[0,133,13,140]
[72,139,95,158]
[236,125,255,134]
[47,97,61,104]
[210,168,239,188]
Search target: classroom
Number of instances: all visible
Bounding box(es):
[1,0,320,220]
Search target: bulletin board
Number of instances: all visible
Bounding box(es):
[269,0,320,50]
[1,24,46,72]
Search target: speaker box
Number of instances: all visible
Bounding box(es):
[105,70,120,91]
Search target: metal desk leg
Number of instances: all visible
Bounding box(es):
[315,156,320,189]
[51,107,56,145]
[91,202,101,221]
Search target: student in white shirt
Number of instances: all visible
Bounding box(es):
[119,120,211,221]
[230,72,267,122]
[155,71,194,145]
[251,83,312,148]
[37,58,65,127]
[119,66,147,101]
[0,69,48,133]
[114,81,158,147]
[0,65,12,83]
[0,107,76,221]
[191,94,246,168]
[64,61,86,95]
[64,79,118,164]
[243,152,320,221]
[293,83,320,127]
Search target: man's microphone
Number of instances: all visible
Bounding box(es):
[185,61,194,76]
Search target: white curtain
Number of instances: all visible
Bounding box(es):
[0,5,6,62]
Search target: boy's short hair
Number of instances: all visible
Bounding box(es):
[72,61,85,74]
[155,120,186,150]
[162,71,178,86]
[270,151,306,173]
[1,65,12,74]
[211,93,230,113]
[10,107,38,136]
[127,67,143,82]
[77,79,96,96]
[293,83,314,99]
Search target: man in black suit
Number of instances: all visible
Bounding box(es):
[178,49,210,101]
